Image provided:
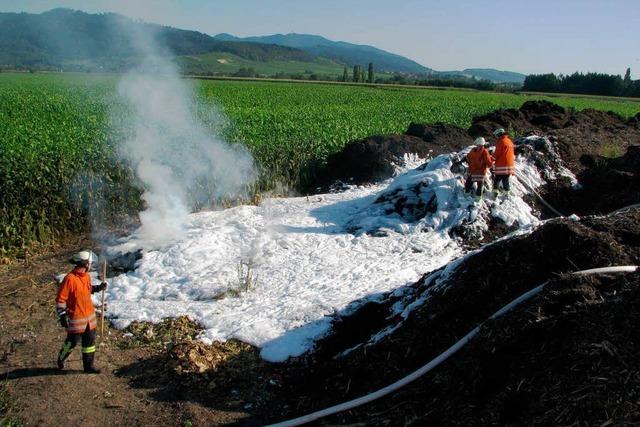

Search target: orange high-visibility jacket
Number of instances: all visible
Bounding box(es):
[56,269,97,334]
[493,135,516,175]
[466,146,493,182]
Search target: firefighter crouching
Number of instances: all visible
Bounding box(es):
[465,137,494,201]
[56,251,107,374]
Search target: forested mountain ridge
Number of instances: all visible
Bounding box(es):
[0,9,314,70]
[0,8,528,83]
[215,32,432,74]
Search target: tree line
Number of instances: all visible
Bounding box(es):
[339,63,376,83]
[522,69,640,97]
[336,64,503,91]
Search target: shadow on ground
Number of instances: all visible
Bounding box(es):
[1,367,83,379]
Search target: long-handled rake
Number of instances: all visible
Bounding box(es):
[100,258,107,339]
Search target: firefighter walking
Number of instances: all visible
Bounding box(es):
[56,251,107,374]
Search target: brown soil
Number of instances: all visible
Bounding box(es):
[543,144,640,216]
[469,100,640,173]
[309,124,472,192]
[0,241,250,427]
[329,272,640,426]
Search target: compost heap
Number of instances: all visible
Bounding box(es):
[106,100,639,426]
[251,101,640,426]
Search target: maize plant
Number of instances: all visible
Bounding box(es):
[1,73,638,254]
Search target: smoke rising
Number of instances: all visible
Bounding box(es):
[113,23,255,250]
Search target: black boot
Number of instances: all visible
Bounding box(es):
[82,352,101,374]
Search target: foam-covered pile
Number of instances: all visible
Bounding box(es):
[347,151,543,236]
[100,145,560,362]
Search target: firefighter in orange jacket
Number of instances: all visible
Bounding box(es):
[465,137,494,200]
[492,128,516,194]
[56,251,107,373]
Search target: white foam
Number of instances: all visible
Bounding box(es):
[100,147,549,362]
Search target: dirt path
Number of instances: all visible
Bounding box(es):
[0,241,248,426]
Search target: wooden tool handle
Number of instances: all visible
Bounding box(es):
[100,258,107,338]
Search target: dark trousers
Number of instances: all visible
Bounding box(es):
[58,325,96,370]
[493,174,511,191]
[464,176,484,196]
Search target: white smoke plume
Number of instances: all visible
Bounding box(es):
[113,23,255,250]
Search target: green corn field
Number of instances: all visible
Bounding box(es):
[1,72,639,254]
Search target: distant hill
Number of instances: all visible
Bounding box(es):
[0,9,527,82]
[0,9,425,75]
[462,68,526,83]
[0,9,316,71]
[177,51,343,77]
[216,33,528,83]
[435,68,527,84]
[436,68,526,83]
[215,33,433,74]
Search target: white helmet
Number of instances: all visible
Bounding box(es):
[474,137,486,146]
[493,128,506,137]
[71,250,98,267]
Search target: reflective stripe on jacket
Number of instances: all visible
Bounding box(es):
[470,174,487,183]
[493,135,515,175]
[494,165,516,175]
[466,146,493,182]
[56,269,97,334]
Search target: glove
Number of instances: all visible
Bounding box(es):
[57,308,69,328]
[92,282,107,294]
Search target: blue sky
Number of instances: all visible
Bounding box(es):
[1,0,638,77]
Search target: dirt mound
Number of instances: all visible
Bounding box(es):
[608,143,640,171]
[470,100,570,135]
[316,214,638,359]
[405,122,474,146]
[116,338,268,417]
[120,316,201,349]
[258,210,640,425]
[343,135,568,245]
[169,341,258,379]
[338,272,640,426]
[310,100,638,224]
[309,124,472,192]
[469,100,640,172]
[469,100,630,136]
[469,101,640,218]
[544,144,640,216]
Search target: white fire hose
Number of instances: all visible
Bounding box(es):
[514,170,565,217]
[266,265,638,427]
[610,203,640,216]
[514,172,640,219]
